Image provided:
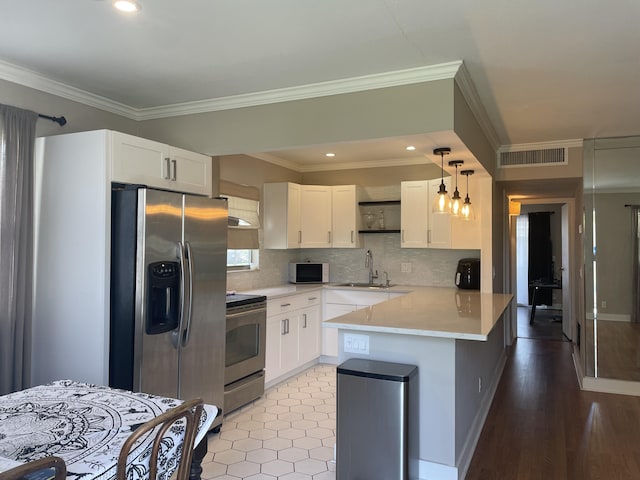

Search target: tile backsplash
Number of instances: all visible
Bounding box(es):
[227,231,479,292]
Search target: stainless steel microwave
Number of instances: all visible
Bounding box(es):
[289,262,329,284]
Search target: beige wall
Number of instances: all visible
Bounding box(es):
[0,78,139,138]
[137,80,455,157]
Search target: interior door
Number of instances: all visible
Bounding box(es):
[561,203,572,339]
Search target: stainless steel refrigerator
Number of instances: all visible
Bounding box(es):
[109,186,227,428]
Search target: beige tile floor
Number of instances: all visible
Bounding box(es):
[203,364,337,480]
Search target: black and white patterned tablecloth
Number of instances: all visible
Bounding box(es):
[0,380,217,480]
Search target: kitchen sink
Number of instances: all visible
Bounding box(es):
[332,282,395,289]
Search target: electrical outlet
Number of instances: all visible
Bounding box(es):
[601,300,607,309]
[344,333,370,354]
[401,262,412,273]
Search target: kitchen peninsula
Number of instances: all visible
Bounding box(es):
[325,286,512,480]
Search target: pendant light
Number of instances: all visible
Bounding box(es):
[448,160,464,216]
[460,170,475,220]
[432,147,451,214]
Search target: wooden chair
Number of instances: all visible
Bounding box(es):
[116,398,203,480]
[0,456,67,480]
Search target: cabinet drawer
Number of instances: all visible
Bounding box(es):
[267,291,321,316]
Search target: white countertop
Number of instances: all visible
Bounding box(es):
[239,283,512,341]
[325,286,512,341]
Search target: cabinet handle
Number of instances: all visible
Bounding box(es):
[308,297,317,301]
[281,303,291,308]
[428,229,431,244]
[303,313,307,328]
[328,231,331,243]
[171,159,177,181]
[298,230,302,244]
[351,230,354,243]
[164,157,171,180]
[282,318,288,335]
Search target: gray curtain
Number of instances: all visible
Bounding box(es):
[0,104,38,394]
[632,206,640,323]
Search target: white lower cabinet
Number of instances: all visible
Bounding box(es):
[322,290,390,357]
[265,292,321,384]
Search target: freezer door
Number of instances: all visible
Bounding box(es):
[179,195,227,412]
[136,189,184,399]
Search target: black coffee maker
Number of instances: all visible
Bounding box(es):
[455,258,480,290]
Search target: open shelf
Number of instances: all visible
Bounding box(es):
[359,229,401,234]
[358,200,400,206]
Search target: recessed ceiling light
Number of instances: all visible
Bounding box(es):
[325,153,336,157]
[113,0,142,13]
[405,145,416,151]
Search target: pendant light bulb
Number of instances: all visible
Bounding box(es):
[432,148,452,214]
[449,160,464,217]
[460,170,475,221]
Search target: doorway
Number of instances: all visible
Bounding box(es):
[510,198,574,342]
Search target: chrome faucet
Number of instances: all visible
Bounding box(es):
[383,271,390,287]
[365,249,378,284]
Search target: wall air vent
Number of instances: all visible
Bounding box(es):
[499,147,566,168]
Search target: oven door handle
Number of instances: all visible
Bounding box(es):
[225,307,267,332]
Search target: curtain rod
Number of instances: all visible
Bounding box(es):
[38,114,67,126]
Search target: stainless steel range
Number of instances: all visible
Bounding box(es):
[224,293,267,414]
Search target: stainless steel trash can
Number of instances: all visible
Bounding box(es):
[336,358,418,480]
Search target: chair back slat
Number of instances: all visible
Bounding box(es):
[116,398,204,480]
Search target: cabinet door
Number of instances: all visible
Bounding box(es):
[299,305,321,364]
[323,303,357,357]
[263,183,301,249]
[280,314,299,373]
[401,180,429,248]
[300,185,332,248]
[332,185,359,248]
[111,131,169,189]
[167,146,212,196]
[428,178,452,249]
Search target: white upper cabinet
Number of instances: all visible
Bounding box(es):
[263,182,302,249]
[300,185,332,248]
[331,185,361,248]
[111,131,212,196]
[401,179,452,249]
[401,180,430,248]
[263,183,360,249]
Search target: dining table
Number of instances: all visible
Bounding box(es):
[0,380,217,480]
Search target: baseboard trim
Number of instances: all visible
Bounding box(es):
[585,312,631,322]
[582,376,640,396]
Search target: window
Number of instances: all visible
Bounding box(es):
[222,190,260,271]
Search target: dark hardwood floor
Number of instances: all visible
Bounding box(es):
[466,334,640,479]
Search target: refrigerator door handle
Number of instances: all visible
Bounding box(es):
[172,241,187,349]
[181,241,195,347]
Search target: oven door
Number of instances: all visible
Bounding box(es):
[225,305,266,385]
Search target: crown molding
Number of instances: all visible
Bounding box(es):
[0,58,137,119]
[454,62,501,151]
[252,154,433,173]
[499,139,584,152]
[136,61,464,120]
[0,57,462,121]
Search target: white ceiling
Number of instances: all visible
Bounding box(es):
[1,0,639,172]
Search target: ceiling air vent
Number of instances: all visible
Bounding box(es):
[499,147,566,167]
